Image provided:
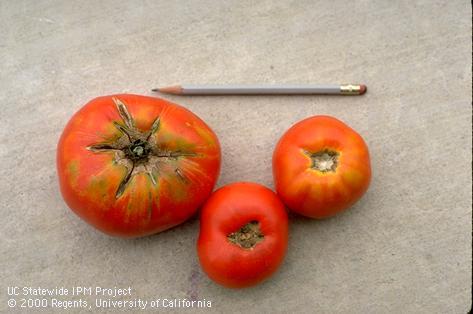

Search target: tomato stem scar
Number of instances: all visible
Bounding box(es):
[308,149,339,172]
[86,97,196,199]
[125,139,151,162]
[227,221,264,249]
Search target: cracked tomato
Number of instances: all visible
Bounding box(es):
[197,182,288,288]
[57,94,221,237]
[273,115,371,218]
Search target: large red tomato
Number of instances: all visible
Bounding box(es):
[57,94,221,237]
[197,182,288,288]
[273,115,371,218]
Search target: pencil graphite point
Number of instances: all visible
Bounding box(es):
[153,85,182,94]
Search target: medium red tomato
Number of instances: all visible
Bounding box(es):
[197,182,288,288]
[57,94,221,237]
[273,115,371,218]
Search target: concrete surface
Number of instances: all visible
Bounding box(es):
[1,1,471,313]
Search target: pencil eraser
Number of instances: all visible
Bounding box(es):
[359,84,367,95]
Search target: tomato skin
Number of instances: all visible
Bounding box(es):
[273,115,371,218]
[57,94,221,237]
[197,182,288,288]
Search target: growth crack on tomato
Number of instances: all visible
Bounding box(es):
[307,149,339,172]
[87,97,195,199]
[227,220,264,249]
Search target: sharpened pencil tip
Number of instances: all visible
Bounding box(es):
[153,85,182,95]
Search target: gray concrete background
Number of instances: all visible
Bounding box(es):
[1,1,471,313]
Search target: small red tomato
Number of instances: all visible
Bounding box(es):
[273,115,371,218]
[57,94,221,237]
[197,182,288,288]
